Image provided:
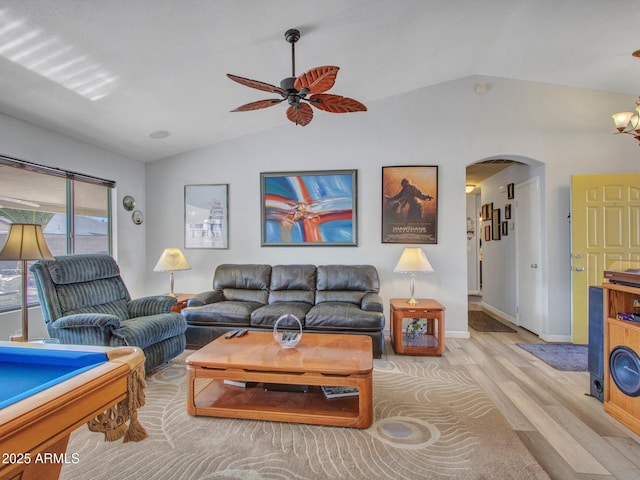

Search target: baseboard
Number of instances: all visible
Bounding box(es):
[480,302,516,324]
[446,330,471,339]
[538,333,572,343]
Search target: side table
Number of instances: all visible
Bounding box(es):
[390,298,445,356]
[170,293,195,313]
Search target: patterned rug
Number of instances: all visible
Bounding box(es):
[469,310,517,333]
[516,343,588,371]
[60,354,548,480]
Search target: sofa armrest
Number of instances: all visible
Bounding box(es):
[127,296,177,316]
[51,313,121,329]
[187,290,224,307]
[361,293,384,312]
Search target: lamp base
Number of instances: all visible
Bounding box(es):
[406,298,419,305]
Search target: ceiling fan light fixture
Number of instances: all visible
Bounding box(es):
[227,28,366,126]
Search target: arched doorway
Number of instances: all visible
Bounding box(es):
[466,156,546,335]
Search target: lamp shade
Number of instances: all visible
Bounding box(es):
[153,248,191,272]
[0,223,54,261]
[0,223,53,342]
[393,247,434,273]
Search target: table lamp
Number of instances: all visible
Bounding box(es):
[393,247,434,305]
[0,223,54,341]
[153,247,191,297]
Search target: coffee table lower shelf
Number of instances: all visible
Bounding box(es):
[187,368,372,428]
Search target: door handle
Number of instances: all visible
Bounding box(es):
[575,266,584,272]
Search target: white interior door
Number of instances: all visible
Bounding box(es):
[516,177,542,334]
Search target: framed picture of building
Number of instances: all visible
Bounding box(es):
[260,170,357,246]
[184,184,229,249]
[382,166,438,244]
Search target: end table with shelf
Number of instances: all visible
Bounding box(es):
[390,298,445,356]
[169,293,195,313]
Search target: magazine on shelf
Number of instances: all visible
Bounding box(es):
[223,380,257,388]
[321,386,359,399]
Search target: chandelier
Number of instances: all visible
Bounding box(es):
[612,50,640,144]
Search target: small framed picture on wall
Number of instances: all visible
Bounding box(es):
[502,221,509,236]
[484,225,491,241]
[184,184,229,249]
[507,183,515,199]
[505,203,512,219]
[492,208,501,240]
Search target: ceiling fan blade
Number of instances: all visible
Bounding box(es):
[230,99,284,112]
[227,74,285,95]
[294,66,339,94]
[286,103,313,126]
[308,94,367,113]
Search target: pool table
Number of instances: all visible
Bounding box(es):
[0,341,145,480]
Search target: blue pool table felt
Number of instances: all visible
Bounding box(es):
[0,346,108,409]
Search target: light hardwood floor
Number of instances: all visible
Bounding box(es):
[379,306,640,480]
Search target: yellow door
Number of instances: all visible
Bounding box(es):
[571,174,640,344]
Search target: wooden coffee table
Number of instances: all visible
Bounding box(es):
[186,332,373,428]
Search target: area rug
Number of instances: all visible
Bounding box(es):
[60,356,549,480]
[469,310,517,333]
[516,343,588,371]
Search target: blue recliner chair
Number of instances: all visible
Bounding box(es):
[30,254,187,372]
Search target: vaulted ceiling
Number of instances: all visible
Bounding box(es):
[1,1,639,162]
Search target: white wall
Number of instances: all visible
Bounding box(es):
[0,113,146,340]
[145,75,640,340]
[1,74,638,343]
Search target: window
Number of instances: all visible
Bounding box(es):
[0,156,114,312]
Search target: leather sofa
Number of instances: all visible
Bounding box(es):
[182,264,386,357]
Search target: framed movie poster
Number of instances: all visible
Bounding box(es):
[184,184,229,249]
[382,166,438,244]
[260,170,357,246]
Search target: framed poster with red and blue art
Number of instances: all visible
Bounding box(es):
[260,170,357,246]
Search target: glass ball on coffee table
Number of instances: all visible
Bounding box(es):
[273,314,302,349]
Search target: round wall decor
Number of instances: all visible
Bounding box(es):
[610,345,640,397]
[132,210,144,225]
[123,195,136,211]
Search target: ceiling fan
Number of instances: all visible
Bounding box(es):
[227,29,367,126]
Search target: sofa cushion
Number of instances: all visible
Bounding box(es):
[316,265,379,292]
[213,264,271,304]
[214,264,271,290]
[306,302,385,332]
[315,290,366,306]
[222,288,269,304]
[270,264,316,289]
[269,264,316,305]
[250,302,312,328]
[109,312,187,349]
[182,301,260,327]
